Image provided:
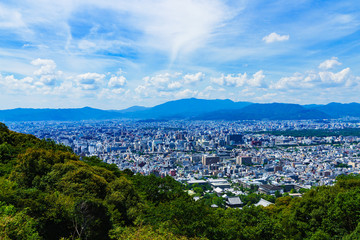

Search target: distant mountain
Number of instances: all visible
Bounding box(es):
[0,107,123,121]
[195,103,330,120]
[123,98,252,119]
[303,104,323,109]
[114,106,149,113]
[1,99,360,121]
[311,102,360,118]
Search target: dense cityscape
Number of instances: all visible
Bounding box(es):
[7,119,360,207]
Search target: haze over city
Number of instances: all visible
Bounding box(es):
[0,0,359,109]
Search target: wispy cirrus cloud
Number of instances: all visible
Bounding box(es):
[0,3,26,29]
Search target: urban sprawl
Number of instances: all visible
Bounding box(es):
[7,119,360,208]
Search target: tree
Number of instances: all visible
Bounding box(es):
[274,190,282,198]
[110,225,191,240]
[82,156,121,177]
[10,148,78,188]
[73,199,111,240]
[106,177,142,227]
[0,143,14,163]
[193,187,203,195]
[144,197,212,238]
[0,201,40,240]
[132,174,186,204]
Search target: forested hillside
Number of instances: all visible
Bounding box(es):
[1,122,360,239]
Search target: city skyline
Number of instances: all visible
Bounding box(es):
[0,0,360,109]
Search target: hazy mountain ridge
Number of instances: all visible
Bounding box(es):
[113,106,150,113]
[121,98,251,119]
[195,103,331,120]
[0,99,359,121]
[311,102,360,118]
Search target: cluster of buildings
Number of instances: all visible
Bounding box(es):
[7,119,360,203]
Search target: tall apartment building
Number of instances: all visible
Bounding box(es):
[226,134,244,145]
[236,156,252,165]
[202,155,220,165]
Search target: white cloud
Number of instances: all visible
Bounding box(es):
[0,74,35,92]
[174,89,198,99]
[168,81,182,90]
[203,86,216,92]
[0,4,26,28]
[0,58,131,100]
[271,59,358,90]
[319,67,353,87]
[137,71,204,95]
[22,0,231,61]
[31,58,62,86]
[129,0,231,62]
[78,40,97,50]
[77,39,129,54]
[134,71,207,99]
[76,72,106,90]
[211,70,266,88]
[98,88,126,98]
[0,58,66,92]
[248,70,265,87]
[108,76,126,88]
[318,57,342,70]
[210,76,224,86]
[262,32,289,43]
[143,72,181,90]
[134,72,181,97]
[254,93,278,101]
[198,85,226,98]
[271,72,315,89]
[211,73,247,87]
[134,85,148,96]
[32,59,56,75]
[111,88,126,95]
[183,72,204,84]
[0,0,238,77]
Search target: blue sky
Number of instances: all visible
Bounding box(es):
[0,0,360,109]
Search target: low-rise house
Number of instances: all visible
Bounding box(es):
[254,198,273,207]
[226,197,243,208]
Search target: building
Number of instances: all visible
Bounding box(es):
[236,156,252,165]
[202,155,220,165]
[274,165,283,173]
[226,197,243,208]
[259,185,283,195]
[226,134,243,145]
[169,169,177,176]
[187,180,207,186]
[254,198,273,207]
[190,154,202,163]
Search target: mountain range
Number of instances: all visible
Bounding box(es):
[1,98,360,121]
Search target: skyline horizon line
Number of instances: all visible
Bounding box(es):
[1,97,360,111]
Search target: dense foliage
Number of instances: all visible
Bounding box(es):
[1,122,360,239]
